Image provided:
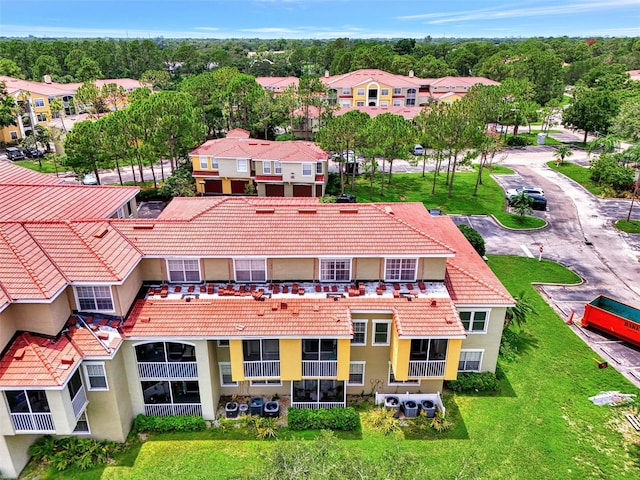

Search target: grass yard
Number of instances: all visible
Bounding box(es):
[27,256,640,480]
[615,220,640,234]
[547,160,603,196]
[14,157,72,176]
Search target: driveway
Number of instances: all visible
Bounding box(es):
[453,146,640,387]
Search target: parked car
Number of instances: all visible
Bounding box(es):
[508,191,547,211]
[5,147,25,161]
[505,185,545,200]
[24,147,43,158]
[413,144,424,155]
[81,173,98,185]
[336,194,356,203]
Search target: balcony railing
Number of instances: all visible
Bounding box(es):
[71,385,88,419]
[408,360,446,378]
[138,362,198,379]
[290,402,345,410]
[302,360,338,377]
[144,403,202,417]
[10,413,55,433]
[243,360,280,378]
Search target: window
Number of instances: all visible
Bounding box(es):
[392,99,402,107]
[234,258,266,282]
[135,342,196,363]
[342,88,351,95]
[459,350,483,372]
[372,320,391,345]
[243,339,279,361]
[302,163,312,176]
[68,369,84,400]
[356,101,365,107]
[218,340,230,347]
[274,161,282,174]
[393,87,402,95]
[459,311,489,333]
[388,363,419,386]
[381,88,389,96]
[167,259,201,283]
[36,113,47,122]
[341,101,351,107]
[406,88,416,107]
[380,101,388,107]
[409,339,447,361]
[73,411,90,434]
[316,162,323,174]
[385,258,417,281]
[352,321,367,345]
[319,258,351,282]
[348,362,365,386]
[199,157,208,169]
[76,286,113,312]
[34,98,45,107]
[302,339,337,360]
[356,88,365,96]
[82,362,109,390]
[6,389,50,414]
[250,379,282,386]
[263,161,271,174]
[237,159,248,172]
[219,362,237,387]
[211,157,218,169]
[142,380,201,404]
[10,131,18,140]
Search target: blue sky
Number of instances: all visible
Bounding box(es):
[1,0,639,39]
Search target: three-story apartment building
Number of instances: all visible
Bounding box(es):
[0,172,513,478]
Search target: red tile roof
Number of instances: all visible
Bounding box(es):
[0,161,64,186]
[113,198,456,257]
[190,136,328,162]
[123,296,465,339]
[322,69,425,89]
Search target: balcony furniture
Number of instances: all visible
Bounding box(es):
[250,397,264,416]
[263,401,280,418]
[225,402,239,418]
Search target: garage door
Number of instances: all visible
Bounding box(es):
[265,183,285,197]
[231,180,249,195]
[293,184,313,197]
[204,179,223,194]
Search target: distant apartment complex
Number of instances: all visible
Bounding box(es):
[0,160,513,478]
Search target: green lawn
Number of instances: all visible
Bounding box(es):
[547,160,603,196]
[14,157,72,176]
[27,256,640,480]
[615,220,640,234]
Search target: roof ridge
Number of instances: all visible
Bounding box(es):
[447,262,513,302]
[19,223,71,285]
[66,222,123,281]
[24,332,63,385]
[370,204,456,254]
[0,224,53,298]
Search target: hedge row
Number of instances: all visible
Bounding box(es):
[287,407,360,431]
[446,371,501,393]
[132,414,206,433]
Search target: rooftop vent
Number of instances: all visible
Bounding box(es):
[339,208,358,214]
[384,206,394,215]
[141,317,151,323]
[61,355,74,365]
[431,300,437,307]
[93,226,109,238]
[256,208,275,214]
[13,348,25,360]
[132,224,154,230]
[298,209,317,214]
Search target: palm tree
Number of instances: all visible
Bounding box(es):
[554,145,573,165]
[586,134,620,156]
[49,97,67,133]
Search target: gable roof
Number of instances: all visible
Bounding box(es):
[0,161,64,186]
[190,136,328,162]
[322,69,425,89]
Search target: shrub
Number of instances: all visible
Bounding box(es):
[430,411,452,432]
[364,407,399,435]
[29,436,121,471]
[132,414,206,433]
[446,372,500,393]
[458,224,486,257]
[287,407,360,431]
[506,135,530,147]
[590,154,635,191]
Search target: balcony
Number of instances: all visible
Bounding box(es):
[71,384,88,419]
[243,360,280,378]
[408,360,446,378]
[302,360,338,378]
[10,413,55,433]
[290,402,344,409]
[144,403,202,417]
[138,362,198,379]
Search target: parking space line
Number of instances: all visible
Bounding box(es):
[520,244,534,258]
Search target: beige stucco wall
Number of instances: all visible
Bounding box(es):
[0,308,17,353]
[353,258,381,281]
[420,257,447,281]
[280,339,302,380]
[270,258,314,281]
[218,158,251,178]
[122,341,144,416]
[193,340,216,420]
[8,291,72,338]
[112,266,143,317]
[137,258,164,281]
[207,342,222,412]
[45,389,74,435]
[459,306,506,373]
[202,258,232,281]
[0,434,38,479]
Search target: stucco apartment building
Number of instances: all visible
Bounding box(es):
[0,75,148,144]
[190,128,328,197]
[0,161,513,478]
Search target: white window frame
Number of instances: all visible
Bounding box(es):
[388,362,420,386]
[263,161,271,174]
[351,320,367,346]
[393,87,402,95]
[10,131,18,140]
[274,161,282,174]
[218,340,230,347]
[348,361,366,386]
[381,88,389,96]
[319,258,351,282]
[34,98,45,107]
[459,310,490,333]
[234,258,267,282]
[342,87,350,95]
[211,157,219,169]
[316,162,323,175]
[73,411,91,434]
[356,101,365,107]
[302,163,312,176]
[380,101,388,107]
[384,258,418,282]
[166,259,201,283]
[199,157,208,169]
[36,113,47,122]
[356,88,365,96]
[75,285,114,312]
[458,350,483,372]
[237,159,248,173]
[218,362,238,387]
[341,101,351,107]
[392,99,402,107]
[82,362,109,391]
[372,320,391,346]
[250,379,282,387]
